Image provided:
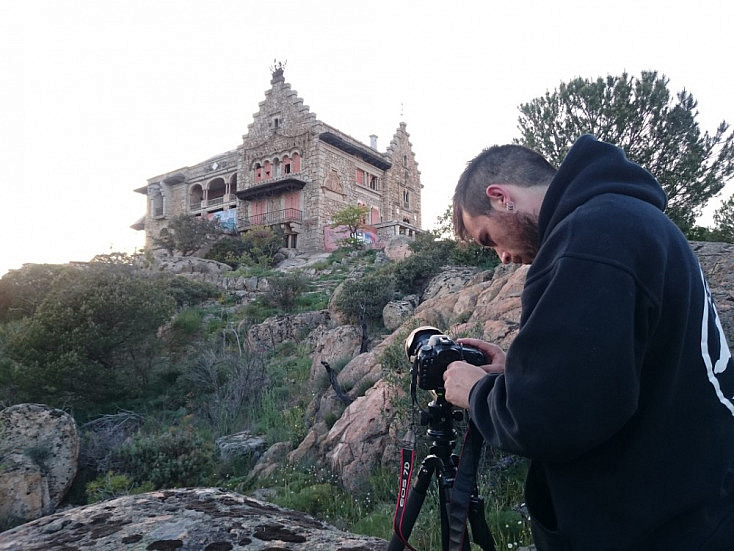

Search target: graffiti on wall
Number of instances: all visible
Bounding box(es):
[205,209,237,233]
[323,225,382,251]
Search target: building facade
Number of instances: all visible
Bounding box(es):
[133,66,422,252]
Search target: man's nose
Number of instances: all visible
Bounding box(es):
[497,249,512,264]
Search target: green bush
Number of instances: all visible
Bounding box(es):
[160,275,219,307]
[205,236,250,268]
[85,471,153,503]
[111,426,215,489]
[331,271,395,327]
[3,265,177,410]
[264,272,309,312]
[171,308,203,339]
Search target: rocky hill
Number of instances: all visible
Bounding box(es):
[1,241,732,550]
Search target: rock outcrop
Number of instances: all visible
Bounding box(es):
[0,488,387,550]
[0,404,79,525]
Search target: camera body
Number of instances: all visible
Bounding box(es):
[405,326,487,391]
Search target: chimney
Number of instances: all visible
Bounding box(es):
[369,134,378,150]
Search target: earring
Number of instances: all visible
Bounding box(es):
[505,201,515,212]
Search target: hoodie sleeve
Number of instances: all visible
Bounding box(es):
[470,254,654,462]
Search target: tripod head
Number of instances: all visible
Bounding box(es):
[420,389,464,452]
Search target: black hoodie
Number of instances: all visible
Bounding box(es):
[469,135,734,550]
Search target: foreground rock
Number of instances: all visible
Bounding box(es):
[0,404,79,525]
[0,488,387,551]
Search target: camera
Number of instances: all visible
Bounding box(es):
[405,326,487,391]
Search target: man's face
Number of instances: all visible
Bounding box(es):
[461,209,540,264]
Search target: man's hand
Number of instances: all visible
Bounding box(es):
[443,339,506,409]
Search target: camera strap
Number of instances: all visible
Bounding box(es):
[392,428,418,551]
[448,419,484,550]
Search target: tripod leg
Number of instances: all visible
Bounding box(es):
[388,457,439,550]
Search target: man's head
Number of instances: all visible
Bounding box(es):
[453,144,556,264]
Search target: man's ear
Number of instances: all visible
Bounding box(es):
[485,185,509,210]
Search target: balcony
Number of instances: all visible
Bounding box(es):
[189,194,237,212]
[241,208,303,228]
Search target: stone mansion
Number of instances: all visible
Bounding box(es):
[132,65,423,252]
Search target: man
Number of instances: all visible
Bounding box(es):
[443,135,734,550]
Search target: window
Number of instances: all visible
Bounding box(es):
[370,206,379,224]
[152,192,163,217]
[356,168,379,190]
[403,190,410,208]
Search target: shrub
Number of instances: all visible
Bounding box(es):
[205,236,250,268]
[160,275,219,307]
[111,426,215,489]
[331,271,395,327]
[264,272,309,312]
[85,471,153,503]
[182,347,267,435]
[153,214,223,256]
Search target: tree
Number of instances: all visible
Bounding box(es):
[153,214,223,256]
[331,205,369,249]
[0,264,69,322]
[3,265,177,409]
[516,71,734,235]
[713,193,734,243]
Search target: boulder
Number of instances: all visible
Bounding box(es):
[0,404,79,524]
[324,380,402,493]
[307,324,363,389]
[382,236,413,261]
[0,488,387,550]
[247,310,330,351]
[420,265,482,302]
[153,255,232,275]
[382,295,419,332]
[215,431,267,463]
[249,442,293,481]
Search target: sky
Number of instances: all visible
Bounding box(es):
[1,0,733,276]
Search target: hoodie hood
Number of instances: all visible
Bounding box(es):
[537,135,667,243]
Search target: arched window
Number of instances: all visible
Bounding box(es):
[190,184,204,210]
[229,173,238,193]
[264,160,272,179]
[283,155,291,174]
[254,163,262,183]
[292,153,301,173]
[208,178,226,205]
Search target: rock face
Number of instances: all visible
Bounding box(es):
[0,488,387,551]
[151,255,232,275]
[246,310,330,351]
[0,404,79,524]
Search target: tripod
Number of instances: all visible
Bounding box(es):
[388,390,495,551]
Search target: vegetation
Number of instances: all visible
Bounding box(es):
[205,225,286,268]
[330,204,370,250]
[153,213,224,256]
[0,233,514,542]
[516,70,734,237]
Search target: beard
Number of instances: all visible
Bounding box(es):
[494,210,540,264]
